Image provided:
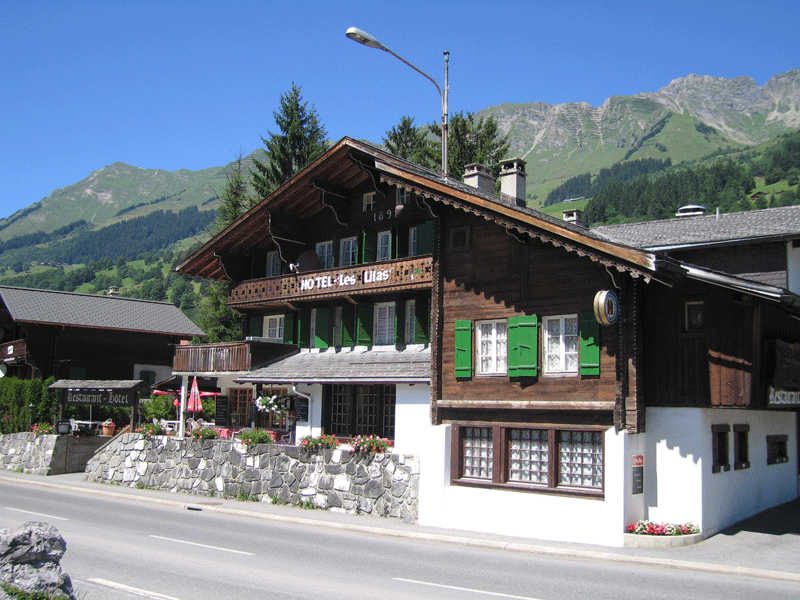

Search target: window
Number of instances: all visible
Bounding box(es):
[477,320,507,375]
[734,424,750,470]
[543,315,579,374]
[408,226,418,257]
[397,188,412,208]
[340,237,358,266]
[332,306,342,347]
[685,301,705,333]
[453,424,605,494]
[767,435,789,465]
[712,424,730,473]
[229,388,253,428]
[363,192,376,212]
[316,241,333,269]
[405,299,416,344]
[374,302,396,346]
[449,226,470,252]
[377,230,392,261]
[267,250,281,276]
[263,315,285,343]
[325,384,396,439]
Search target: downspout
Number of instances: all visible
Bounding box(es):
[292,384,313,435]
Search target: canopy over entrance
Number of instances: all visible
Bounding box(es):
[49,379,150,407]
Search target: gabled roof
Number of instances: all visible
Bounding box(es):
[0,286,205,337]
[235,347,430,384]
[592,205,800,251]
[177,137,669,284]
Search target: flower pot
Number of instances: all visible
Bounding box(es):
[102,425,116,436]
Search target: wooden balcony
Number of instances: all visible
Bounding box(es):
[173,341,293,373]
[228,255,433,308]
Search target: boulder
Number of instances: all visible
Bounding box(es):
[0,521,75,599]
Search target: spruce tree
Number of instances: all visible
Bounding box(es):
[214,154,256,233]
[251,84,328,198]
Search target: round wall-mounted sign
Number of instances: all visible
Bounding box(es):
[594,290,620,326]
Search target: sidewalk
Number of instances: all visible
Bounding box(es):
[2,469,798,583]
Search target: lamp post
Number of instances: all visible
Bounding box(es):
[346,27,449,178]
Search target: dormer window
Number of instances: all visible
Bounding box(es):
[363,192,376,212]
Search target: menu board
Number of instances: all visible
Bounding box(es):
[215,395,229,427]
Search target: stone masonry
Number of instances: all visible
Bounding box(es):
[86,433,420,523]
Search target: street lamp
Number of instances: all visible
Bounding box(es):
[346,27,449,178]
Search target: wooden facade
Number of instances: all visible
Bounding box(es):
[172,341,295,373]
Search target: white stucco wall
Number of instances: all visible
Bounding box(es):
[419,425,630,547]
[787,240,800,295]
[645,407,798,535]
[393,384,430,455]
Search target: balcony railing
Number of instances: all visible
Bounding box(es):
[173,341,296,373]
[228,255,433,307]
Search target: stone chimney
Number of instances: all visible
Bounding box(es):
[499,158,527,207]
[463,163,495,193]
[562,208,585,228]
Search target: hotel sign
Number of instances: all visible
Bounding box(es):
[63,388,137,407]
[767,340,800,407]
[298,267,391,292]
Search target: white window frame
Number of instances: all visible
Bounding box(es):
[263,315,284,343]
[374,302,396,346]
[408,226,418,257]
[543,315,579,375]
[316,241,333,269]
[405,299,416,344]
[340,237,358,266]
[363,192,376,212]
[377,230,392,262]
[476,319,507,375]
[267,250,281,276]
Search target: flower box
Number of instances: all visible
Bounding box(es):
[624,532,703,548]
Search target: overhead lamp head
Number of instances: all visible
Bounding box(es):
[345,27,386,51]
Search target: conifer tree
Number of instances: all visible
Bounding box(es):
[251,84,328,198]
[214,155,256,233]
[383,116,437,168]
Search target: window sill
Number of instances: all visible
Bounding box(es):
[451,478,604,499]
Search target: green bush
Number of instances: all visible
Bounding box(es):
[238,428,276,446]
[0,377,58,434]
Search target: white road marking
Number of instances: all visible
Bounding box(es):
[149,534,254,555]
[5,507,68,521]
[87,578,181,600]
[393,578,544,600]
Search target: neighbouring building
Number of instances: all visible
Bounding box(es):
[0,286,205,384]
[176,138,799,546]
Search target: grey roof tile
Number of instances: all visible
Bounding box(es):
[592,205,800,250]
[237,347,431,384]
[0,286,205,337]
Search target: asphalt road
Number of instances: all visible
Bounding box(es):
[1,480,797,600]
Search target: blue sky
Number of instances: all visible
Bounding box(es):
[2,0,798,219]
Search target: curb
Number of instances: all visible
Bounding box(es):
[3,474,799,584]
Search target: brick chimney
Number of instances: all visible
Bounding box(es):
[499,158,527,207]
[463,163,495,192]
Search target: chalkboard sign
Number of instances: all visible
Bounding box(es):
[632,455,644,495]
[215,395,229,427]
[294,397,309,422]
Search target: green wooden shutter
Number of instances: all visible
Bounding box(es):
[415,296,430,344]
[579,310,600,376]
[508,315,539,377]
[395,299,405,345]
[250,249,267,278]
[361,229,376,264]
[315,307,331,349]
[454,319,473,378]
[417,220,434,255]
[398,225,409,257]
[332,238,339,267]
[356,303,373,346]
[340,304,355,347]
[248,314,263,338]
[283,312,296,345]
[298,307,311,349]
[391,227,398,259]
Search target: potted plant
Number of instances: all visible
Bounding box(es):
[102,419,116,436]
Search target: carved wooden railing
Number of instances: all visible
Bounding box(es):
[173,342,252,373]
[228,255,433,307]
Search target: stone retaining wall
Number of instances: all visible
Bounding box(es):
[86,433,419,523]
[0,433,110,475]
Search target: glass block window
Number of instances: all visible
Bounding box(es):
[509,429,549,484]
[544,315,579,374]
[558,431,603,489]
[463,427,493,479]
